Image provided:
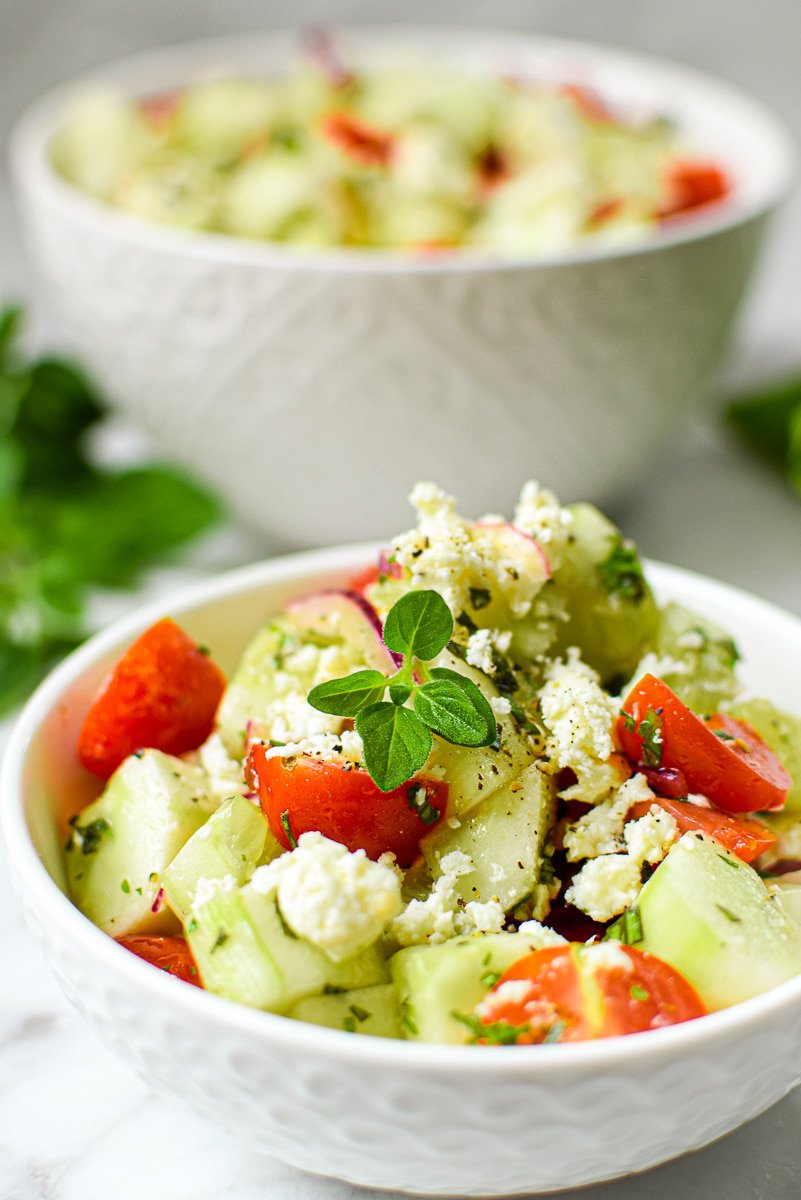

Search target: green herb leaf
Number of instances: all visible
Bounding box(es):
[637,708,663,767]
[406,783,442,827]
[450,1011,532,1045]
[355,702,432,791]
[414,667,497,747]
[280,810,298,849]
[308,669,387,716]
[596,535,647,602]
[604,906,643,945]
[382,589,453,661]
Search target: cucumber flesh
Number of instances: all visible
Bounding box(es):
[186,881,388,1013]
[162,793,274,921]
[646,602,740,713]
[215,618,301,757]
[727,698,801,811]
[424,649,536,816]
[637,832,801,1010]
[289,983,402,1038]
[422,763,555,913]
[541,502,658,686]
[391,929,564,1044]
[66,750,217,936]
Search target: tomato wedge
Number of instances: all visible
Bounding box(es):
[616,674,790,813]
[116,935,203,987]
[248,743,447,866]
[320,112,395,167]
[627,796,776,864]
[475,943,705,1043]
[661,159,730,218]
[78,618,226,779]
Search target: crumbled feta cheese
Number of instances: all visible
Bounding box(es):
[475,978,534,1019]
[565,854,641,922]
[583,941,634,974]
[512,481,573,571]
[516,919,568,946]
[466,629,495,673]
[249,832,402,962]
[624,805,679,866]
[539,650,626,802]
[490,695,512,716]
[564,773,656,861]
[390,481,548,619]
[391,850,505,946]
[197,733,248,800]
[192,873,238,912]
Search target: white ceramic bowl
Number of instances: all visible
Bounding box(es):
[8,28,795,548]
[3,548,801,1195]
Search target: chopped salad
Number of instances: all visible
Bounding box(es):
[51,41,729,257]
[66,482,801,1044]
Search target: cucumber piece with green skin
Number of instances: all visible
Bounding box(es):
[289,983,402,1038]
[647,602,740,714]
[637,832,801,1010]
[187,882,388,1013]
[215,618,300,758]
[538,503,658,686]
[391,929,564,1044]
[424,649,536,816]
[66,750,217,936]
[422,763,556,913]
[162,793,278,921]
[726,698,801,811]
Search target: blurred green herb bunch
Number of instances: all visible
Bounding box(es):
[0,306,221,714]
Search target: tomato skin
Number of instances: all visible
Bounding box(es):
[617,674,790,814]
[661,160,730,218]
[248,744,447,866]
[320,112,395,167]
[77,618,226,779]
[116,935,203,987]
[627,796,776,864]
[478,943,705,1043]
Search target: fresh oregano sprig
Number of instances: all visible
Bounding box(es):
[308,589,497,791]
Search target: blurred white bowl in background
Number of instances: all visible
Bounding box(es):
[8,28,795,547]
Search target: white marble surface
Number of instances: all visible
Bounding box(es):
[2,3,801,1197]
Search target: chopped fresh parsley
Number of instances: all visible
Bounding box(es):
[604,906,644,946]
[67,816,111,856]
[451,1011,532,1045]
[637,708,664,767]
[596,536,647,602]
[280,809,298,849]
[406,784,441,827]
[630,984,650,1002]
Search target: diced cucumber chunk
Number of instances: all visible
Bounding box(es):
[392,929,563,1044]
[187,882,388,1013]
[162,793,277,920]
[727,698,801,811]
[771,881,801,928]
[645,602,740,713]
[637,832,801,1010]
[289,983,402,1039]
[66,750,217,936]
[543,502,658,686]
[215,618,298,757]
[424,650,535,816]
[423,763,555,913]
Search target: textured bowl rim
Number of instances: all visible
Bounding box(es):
[8,25,797,276]
[4,543,801,1080]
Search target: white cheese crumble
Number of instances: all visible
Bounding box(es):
[490,695,512,716]
[261,729,363,765]
[197,733,248,800]
[249,832,402,962]
[563,772,653,861]
[389,481,549,620]
[192,873,238,912]
[512,481,574,572]
[624,805,679,866]
[516,919,568,946]
[565,854,642,922]
[582,941,634,974]
[538,650,626,803]
[391,850,505,946]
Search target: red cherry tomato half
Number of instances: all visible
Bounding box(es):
[116,935,203,987]
[248,743,446,866]
[661,159,730,218]
[616,674,790,814]
[627,796,776,864]
[477,943,705,1043]
[77,618,226,779]
[320,112,395,167]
